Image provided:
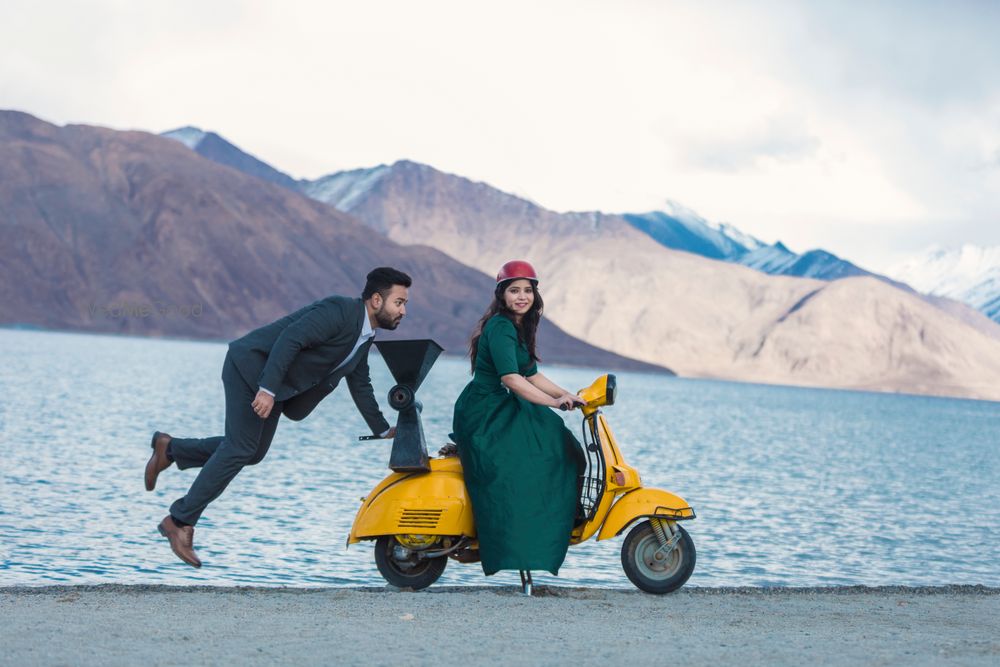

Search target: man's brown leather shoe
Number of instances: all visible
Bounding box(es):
[145,431,173,491]
[157,515,202,568]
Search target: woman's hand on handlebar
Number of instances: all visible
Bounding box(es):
[554,393,586,411]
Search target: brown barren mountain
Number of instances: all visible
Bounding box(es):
[0,111,664,373]
[303,160,1000,401]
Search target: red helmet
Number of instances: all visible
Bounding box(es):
[496,260,538,285]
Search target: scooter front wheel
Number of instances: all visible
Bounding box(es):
[373,535,448,590]
[621,520,696,594]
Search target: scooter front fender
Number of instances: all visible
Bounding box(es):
[348,457,475,544]
[596,487,696,541]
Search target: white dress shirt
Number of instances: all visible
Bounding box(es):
[332,309,375,373]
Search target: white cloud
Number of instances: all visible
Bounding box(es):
[0,0,997,268]
[674,116,821,172]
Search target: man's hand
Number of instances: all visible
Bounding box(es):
[251,389,275,419]
[359,427,396,441]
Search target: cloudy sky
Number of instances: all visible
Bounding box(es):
[2,0,998,270]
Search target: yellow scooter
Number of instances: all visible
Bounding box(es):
[349,340,697,594]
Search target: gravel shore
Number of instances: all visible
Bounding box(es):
[2,585,998,666]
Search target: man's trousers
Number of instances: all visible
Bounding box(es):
[167,351,282,526]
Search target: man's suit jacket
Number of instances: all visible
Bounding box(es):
[227,295,390,435]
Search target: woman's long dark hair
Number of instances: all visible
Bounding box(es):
[468,280,544,373]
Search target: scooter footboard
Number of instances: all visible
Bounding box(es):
[597,488,696,541]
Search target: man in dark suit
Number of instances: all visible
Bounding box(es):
[144,267,411,567]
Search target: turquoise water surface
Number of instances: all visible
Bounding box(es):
[1,329,998,589]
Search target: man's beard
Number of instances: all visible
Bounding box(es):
[374,306,401,330]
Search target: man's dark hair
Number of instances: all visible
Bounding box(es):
[362,267,412,300]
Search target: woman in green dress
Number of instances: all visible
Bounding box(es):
[451,260,585,579]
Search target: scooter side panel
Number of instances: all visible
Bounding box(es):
[349,467,475,543]
[571,489,616,544]
[596,487,696,541]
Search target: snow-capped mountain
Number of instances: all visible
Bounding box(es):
[161,126,206,150]
[622,203,765,260]
[161,126,299,189]
[887,245,1000,323]
[736,241,795,271]
[623,205,896,285]
[738,244,891,282]
[622,205,1000,327]
[274,158,1000,400]
[154,123,1000,336]
[301,166,390,214]
[154,127,891,289]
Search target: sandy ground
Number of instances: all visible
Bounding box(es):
[1,585,998,666]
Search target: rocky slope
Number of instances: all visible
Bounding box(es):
[161,126,1000,333]
[303,160,1000,400]
[0,111,663,373]
[162,126,301,190]
[623,206,883,283]
[161,127,1000,332]
[148,125,1000,399]
[621,206,1000,337]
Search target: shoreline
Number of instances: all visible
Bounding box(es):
[3,583,999,595]
[3,585,998,666]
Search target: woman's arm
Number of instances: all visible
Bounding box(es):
[526,371,569,398]
[528,372,585,408]
[486,318,582,409]
[502,374,562,407]
[503,374,584,410]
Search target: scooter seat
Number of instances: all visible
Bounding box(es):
[428,455,463,474]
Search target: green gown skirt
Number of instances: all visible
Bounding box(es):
[452,381,583,576]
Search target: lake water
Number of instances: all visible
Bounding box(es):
[1,329,998,589]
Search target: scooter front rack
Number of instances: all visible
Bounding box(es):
[577,416,606,523]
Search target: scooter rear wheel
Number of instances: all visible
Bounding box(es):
[621,520,696,594]
[373,535,448,590]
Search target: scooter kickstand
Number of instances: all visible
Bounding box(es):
[519,570,533,596]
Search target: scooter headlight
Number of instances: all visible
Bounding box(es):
[605,374,617,406]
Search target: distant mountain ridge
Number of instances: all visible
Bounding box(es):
[158,126,1000,330]
[622,208,896,284]
[301,166,393,228]
[162,126,301,190]
[740,244,887,281]
[296,159,1000,401]
[146,123,1000,399]
[618,206,1000,331]
[158,126,889,285]
[887,245,1000,323]
[621,205,765,261]
[0,111,662,373]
